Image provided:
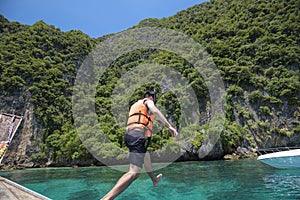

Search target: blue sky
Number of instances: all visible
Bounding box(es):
[0,0,207,38]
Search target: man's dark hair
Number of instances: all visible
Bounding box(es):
[144,90,155,98]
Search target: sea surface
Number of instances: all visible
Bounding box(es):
[0,159,299,200]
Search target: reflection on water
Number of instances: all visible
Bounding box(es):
[263,169,300,199]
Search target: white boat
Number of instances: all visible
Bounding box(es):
[257,148,300,169]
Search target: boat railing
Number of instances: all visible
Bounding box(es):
[257,147,300,155]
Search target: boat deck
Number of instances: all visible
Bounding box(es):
[0,176,51,200]
[257,147,300,155]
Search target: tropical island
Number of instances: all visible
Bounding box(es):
[0,0,299,169]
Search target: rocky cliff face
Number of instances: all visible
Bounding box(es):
[181,89,300,161]
[6,106,44,168]
[0,92,100,169]
[0,91,44,168]
[1,88,299,168]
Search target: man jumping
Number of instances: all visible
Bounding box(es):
[101,90,178,200]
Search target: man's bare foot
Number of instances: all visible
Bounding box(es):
[153,174,163,187]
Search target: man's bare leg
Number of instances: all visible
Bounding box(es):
[101,164,141,200]
[144,152,163,187]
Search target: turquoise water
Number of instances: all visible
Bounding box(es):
[0,159,299,200]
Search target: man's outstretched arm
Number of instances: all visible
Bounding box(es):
[145,99,178,137]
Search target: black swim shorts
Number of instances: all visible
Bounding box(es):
[124,128,147,168]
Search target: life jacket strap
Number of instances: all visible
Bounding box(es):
[128,112,152,122]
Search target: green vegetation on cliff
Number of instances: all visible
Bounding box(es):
[0,0,299,165]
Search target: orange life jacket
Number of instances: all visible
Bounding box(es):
[126,99,154,137]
